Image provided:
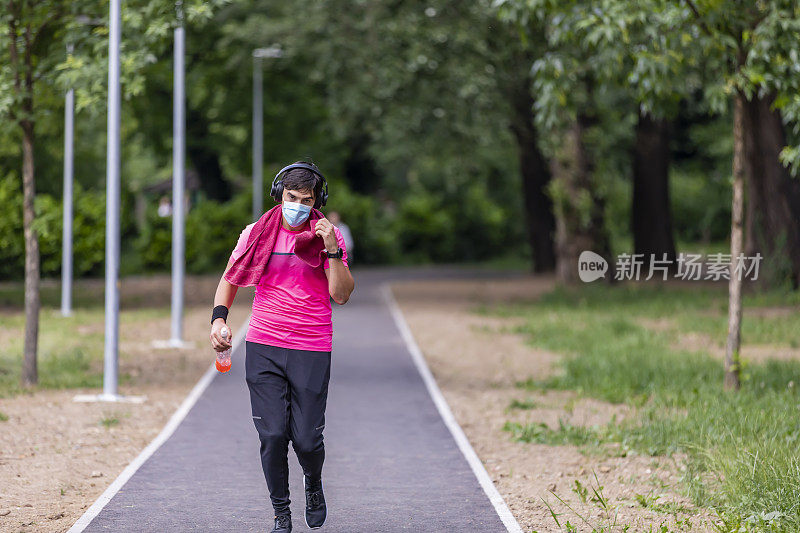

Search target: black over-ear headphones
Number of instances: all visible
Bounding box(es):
[270,162,328,209]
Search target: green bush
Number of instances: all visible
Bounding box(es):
[447,180,514,261]
[142,186,400,273]
[323,181,399,265]
[0,172,527,281]
[0,174,106,281]
[186,192,253,274]
[134,191,254,274]
[74,186,108,277]
[0,173,24,280]
[670,167,731,243]
[134,203,173,272]
[33,193,63,276]
[392,181,514,263]
[395,191,457,262]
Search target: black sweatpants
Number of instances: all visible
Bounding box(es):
[244,341,331,516]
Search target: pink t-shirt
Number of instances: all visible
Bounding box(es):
[229,220,349,352]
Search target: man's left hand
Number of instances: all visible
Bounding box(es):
[314,218,339,253]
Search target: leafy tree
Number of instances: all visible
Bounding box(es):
[499,0,800,387]
[2,0,73,387]
[626,0,800,388]
[0,0,224,386]
[497,0,632,281]
[676,0,800,388]
[273,0,553,270]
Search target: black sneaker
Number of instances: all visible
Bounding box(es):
[270,513,292,533]
[303,474,327,529]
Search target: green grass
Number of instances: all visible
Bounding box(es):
[674,310,800,347]
[0,280,103,309]
[503,418,619,449]
[506,397,538,411]
[0,306,159,398]
[99,415,120,429]
[482,283,800,532]
[610,238,731,260]
[467,250,531,270]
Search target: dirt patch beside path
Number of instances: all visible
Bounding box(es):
[0,275,253,533]
[391,276,715,532]
[638,317,800,363]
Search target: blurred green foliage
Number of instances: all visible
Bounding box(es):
[128,178,519,273]
[1,172,522,279]
[0,173,119,279]
[670,168,731,243]
[0,172,25,276]
[4,0,794,282]
[185,193,254,274]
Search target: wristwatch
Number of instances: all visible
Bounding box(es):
[326,247,344,259]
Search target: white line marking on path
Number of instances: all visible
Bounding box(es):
[67,317,251,533]
[382,284,524,533]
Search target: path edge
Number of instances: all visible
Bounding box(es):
[66,316,251,533]
[381,283,523,533]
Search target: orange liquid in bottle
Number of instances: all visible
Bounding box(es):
[216,359,231,373]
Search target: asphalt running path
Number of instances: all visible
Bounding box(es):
[73,267,522,532]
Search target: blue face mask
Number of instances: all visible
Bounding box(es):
[282,201,311,227]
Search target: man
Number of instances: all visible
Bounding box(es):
[209,162,355,532]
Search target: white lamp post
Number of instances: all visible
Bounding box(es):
[74,1,144,403]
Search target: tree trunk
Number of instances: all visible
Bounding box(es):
[632,112,676,262]
[508,75,556,273]
[134,191,147,233]
[725,93,745,391]
[8,4,46,388]
[550,114,613,283]
[343,131,381,195]
[741,92,800,288]
[186,106,231,201]
[485,21,556,273]
[21,118,40,387]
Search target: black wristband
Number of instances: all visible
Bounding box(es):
[326,246,343,259]
[211,305,229,325]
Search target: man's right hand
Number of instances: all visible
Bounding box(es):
[210,318,232,352]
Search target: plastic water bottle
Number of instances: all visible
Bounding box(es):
[216,326,232,373]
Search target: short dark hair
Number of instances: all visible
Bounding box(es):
[281,161,322,201]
